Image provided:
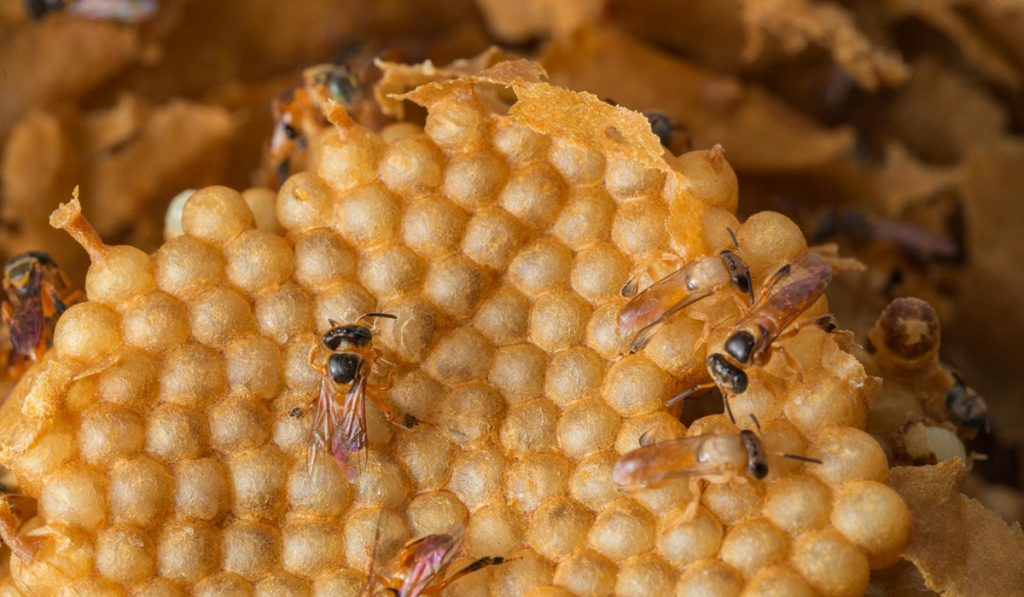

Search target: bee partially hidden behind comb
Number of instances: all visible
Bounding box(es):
[0,493,45,565]
[613,411,822,522]
[263,62,382,188]
[2,251,81,377]
[366,525,508,596]
[305,313,419,482]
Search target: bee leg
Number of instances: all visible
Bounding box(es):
[55,268,73,292]
[39,280,59,318]
[366,388,419,429]
[58,289,84,313]
[306,344,328,376]
[784,314,837,340]
[771,344,805,386]
[621,252,682,297]
[664,480,704,527]
[1,301,12,329]
[420,557,509,594]
[730,292,752,314]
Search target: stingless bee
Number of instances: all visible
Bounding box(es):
[2,251,80,375]
[672,253,835,411]
[266,63,367,187]
[945,371,989,435]
[306,313,419,481]
[366,530,507,597]
[644,111,693,155]
[618,229,754,354]
[613,414,820,520]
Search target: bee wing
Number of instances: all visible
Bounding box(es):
[8,296,42,356]
[618,266,711,346]
[613,435,728,488]
[333,375,368,480]
[399,534,460,596]
[307,376,337,477]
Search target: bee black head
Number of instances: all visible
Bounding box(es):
[327,352,361,384]
[707,353,748,394]
[725,331,756,365]
[645,111,674,148]
[946,378,989,429]
[4,252,49,289]
[323,324,373,351]
[739,429,769,479]
[317,67,360,104]
[719,250,754,304]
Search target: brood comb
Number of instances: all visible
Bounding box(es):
[0,60,906,596]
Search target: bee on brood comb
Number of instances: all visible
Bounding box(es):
[672,252,835,411]
[618,228,754,354]
[2,251,80,376]
[367,529,507,596]
[306,313,419,481]
[613,412,820,521]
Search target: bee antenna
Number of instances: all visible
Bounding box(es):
[724,394,736,425]
[748,413,762,434]
[781,453,823,465]
[667,385,700,407]
[360,312,397,321]
[726,227,740,250]
[328,319,341,328]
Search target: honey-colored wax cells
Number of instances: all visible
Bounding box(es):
[0,59,903,596]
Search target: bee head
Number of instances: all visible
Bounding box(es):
[707,353,748,394]
[4,253,44,290]
[719,250,753,304]
[322,323,373,351]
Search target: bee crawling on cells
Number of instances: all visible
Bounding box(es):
[612,413,821,521]
[670,252,837,414]
[2,251,81,376]
[618,228,754,354]
[365,527,508,596]
[305,312,419,481]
